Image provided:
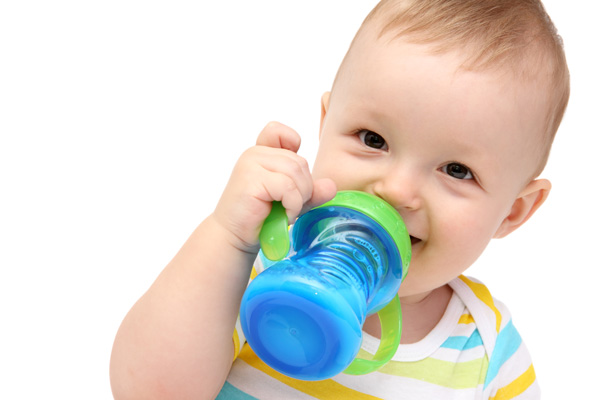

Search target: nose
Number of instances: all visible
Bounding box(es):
[372,163,422,212]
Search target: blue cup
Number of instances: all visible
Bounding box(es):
[240,191,411,380]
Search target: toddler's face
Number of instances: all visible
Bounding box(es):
[312,34,548,301]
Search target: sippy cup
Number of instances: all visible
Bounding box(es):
[239,191,411,380]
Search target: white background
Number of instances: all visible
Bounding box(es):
[1,1,597,398]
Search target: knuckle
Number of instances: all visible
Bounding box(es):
[283,178,297,193]
[237,148,258,165]
[299,157,310,171]
[290,159,304,175]
[290,154,308,173]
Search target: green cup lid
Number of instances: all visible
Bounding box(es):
[316,191,411,281]
[260,191,411,281]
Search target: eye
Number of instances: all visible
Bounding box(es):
[442,162,473,180]
[358,130,387,150]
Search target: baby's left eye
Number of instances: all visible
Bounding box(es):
[442,163,473,180]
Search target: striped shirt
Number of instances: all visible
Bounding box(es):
[221,271,539,399]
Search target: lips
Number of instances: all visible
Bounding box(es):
[410,235,421,246]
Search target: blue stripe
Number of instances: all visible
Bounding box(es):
[441,330,483,350]
[216,381,259,400]
[484,320,522,389]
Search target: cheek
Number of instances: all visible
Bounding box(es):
[311,147,336,180]
[435,209,497,265]
[312,134,362,183]
[312,153,366,188]
[312,156,332,177]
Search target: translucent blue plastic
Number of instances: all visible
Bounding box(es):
[240,197,408,381]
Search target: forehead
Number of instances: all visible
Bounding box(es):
[329,33,549,182]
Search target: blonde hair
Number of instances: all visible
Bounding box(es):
[337,0,570,176]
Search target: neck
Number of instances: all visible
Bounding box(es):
[363,284,453,344]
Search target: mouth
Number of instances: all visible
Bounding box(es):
[410,235,421,246]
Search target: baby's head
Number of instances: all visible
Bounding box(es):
[313,0,569,296]
[332,0,569,179]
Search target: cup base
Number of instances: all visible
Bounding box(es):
[240,268,363,380]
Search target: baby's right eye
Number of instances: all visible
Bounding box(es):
[358,130,388,150]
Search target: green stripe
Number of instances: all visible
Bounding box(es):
[358,349,489,389]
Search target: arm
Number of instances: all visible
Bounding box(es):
[109,122,336,400]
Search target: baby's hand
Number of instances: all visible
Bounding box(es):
[213,122,336,254]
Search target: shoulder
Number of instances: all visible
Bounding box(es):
[449,275,511,356]
[450,275,540,399]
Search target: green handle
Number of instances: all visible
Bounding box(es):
[258,201,290,261]
[343,295,402,375]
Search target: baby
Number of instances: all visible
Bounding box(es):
[110,0,569,399]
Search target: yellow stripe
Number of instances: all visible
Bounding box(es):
[250,266,258,280]
[458,313,475,324]
[489,364,536,399]
[459,275,502,333]
[232,328,241,360]
[238,345,383,400]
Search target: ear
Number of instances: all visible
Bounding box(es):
[319,91,331,139]
[494,179,551,238]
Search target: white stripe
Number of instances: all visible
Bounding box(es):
[431,344,487,363]
[449,277,498,358]
[226,358,316,400]
[452,319,477,336]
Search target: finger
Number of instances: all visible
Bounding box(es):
[301,178,337,215]
[260,174,306,222]
[256,121,302,153]
[230,145,313,213]
[256,149,313,204]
